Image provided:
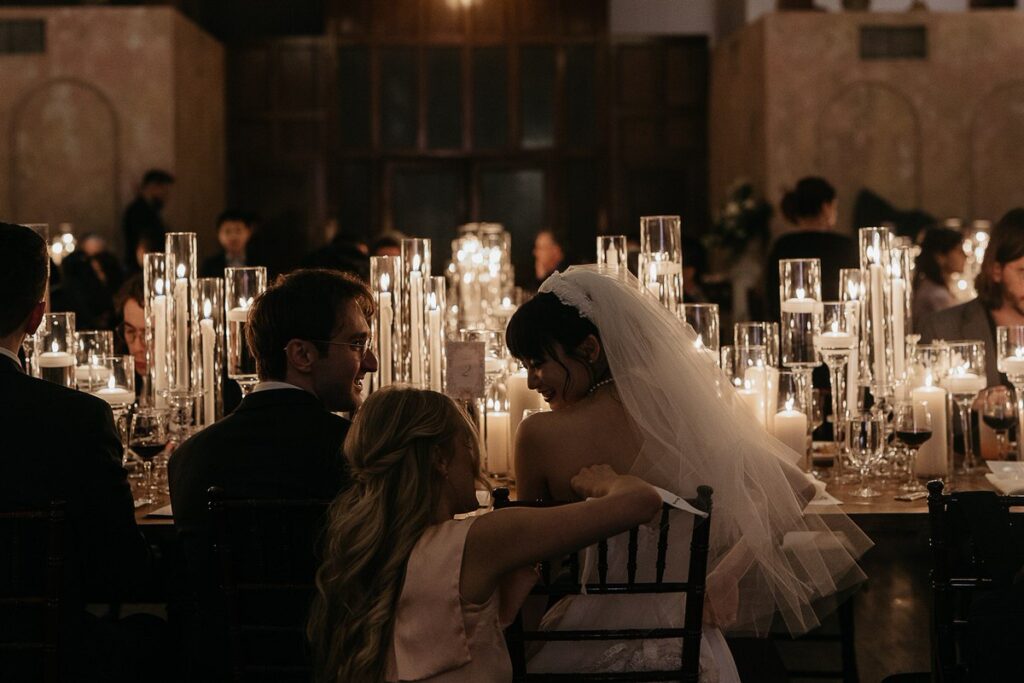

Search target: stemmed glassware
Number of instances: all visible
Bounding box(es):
[130,409,169,505]
[814,301,858,475]
[996,325,1024,461]
[943,341,987,474]
[894,400,933,493]
[74,330,114,392]
[224,266,268,396]
[847,412,886,498]
[980,386,1016,461]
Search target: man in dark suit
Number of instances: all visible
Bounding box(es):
[0,223,153,681]
[919,208,1024,387]
[122,168,173,271]
[168,268,377,677]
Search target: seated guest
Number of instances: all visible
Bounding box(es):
[199,209,254,277]
[168,268,377,678]
[764,176,858,322]
[114,275,148,383]
[532,229,571,290]
[308,387,662,682]
[912,226,966,329]
[919,208,1024,387]
[51,249,118,330]
[0,223,154,681]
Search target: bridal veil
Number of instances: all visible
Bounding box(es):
[538,266,871,636]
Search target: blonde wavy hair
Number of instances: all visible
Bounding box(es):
[308,386,483,683]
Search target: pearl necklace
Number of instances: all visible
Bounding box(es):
[587,377,615,396]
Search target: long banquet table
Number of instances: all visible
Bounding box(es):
[132,471,997,682]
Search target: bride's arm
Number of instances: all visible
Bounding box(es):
[460,466,662,605]
[513,414,551,503]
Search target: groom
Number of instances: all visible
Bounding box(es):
[168,268,377,678]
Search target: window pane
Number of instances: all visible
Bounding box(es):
[338,162,373,238]
[566,160,598,252]
[427,48,462,149]
[519,46,555,149]
[479,169,545,285]
[338,47,371,148]
[473,47,507,149]
[381,48,418,149]
[391,168,463,267]
[565,46,596,148]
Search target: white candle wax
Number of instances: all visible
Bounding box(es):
[379,292,393,387]
[846,305,860,415]
[606,247,619,269]
[743,365,767,427]
[1001,356,1024,376]
[428,306,442,392]
[736,388,763,425]
[869,264,887,387]
[75,364,111,383]
[942,372,986,397]
[650,261,681,276]
[153,294,167,407]
[780,298,818,314]
[201,318,215,426]
[409,272,424,387]
[773,408,808,459]
[174,277,189,387]
[93,386,135,406]
[485,410,511,475]
[911,384,948,478]
[36,351,74,368]
[892,277,906,380]
[814,331,857,350]
[226,306,249,323]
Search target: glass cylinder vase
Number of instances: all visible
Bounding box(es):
[143,252,168,407]
[859,227,895,399]
[34,312,76,388]
[639,215,683,313]
[401,238,432,388]
[197,278,224,428]
[370,255,402,391]
[224,266,267,396]
[164,232,198,396]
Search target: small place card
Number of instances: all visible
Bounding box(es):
[445,341,485,399]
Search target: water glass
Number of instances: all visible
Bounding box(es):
[846,412,885,498]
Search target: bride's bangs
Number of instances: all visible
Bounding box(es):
[506,292,600,365]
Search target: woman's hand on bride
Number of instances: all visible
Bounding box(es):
[570,465,651,501]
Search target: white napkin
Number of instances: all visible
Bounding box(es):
[146,503,174,518]
[986,461,1024,479]
[984,473,1024,496]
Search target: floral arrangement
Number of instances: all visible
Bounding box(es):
[704,181,773,256]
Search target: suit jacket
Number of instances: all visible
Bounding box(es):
[917,298,1000,387]
[168,388,349,678]
[121,195,166,268]
[168,388,349,588]
[0,355,149,607]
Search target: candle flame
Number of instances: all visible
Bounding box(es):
[830,320,839,333]
[203,299,212,319]
[924,371,934,387]
[51,340,59,353]
[107,374,116,390]
[796,287,805,299]
[412,254,421,272]
[785,398,794,411]
[380,272,391,292]
[176,263,186,278]
[694,337,705,350]
[427,292,438,310]
[155,278,165,296]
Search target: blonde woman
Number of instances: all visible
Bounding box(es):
[308,386,662,683]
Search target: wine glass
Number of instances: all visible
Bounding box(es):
[130,409,170,505]
[894,401,933,493]
[943,340,986,474]
[846,412,885,497]
[980,386,1016,461]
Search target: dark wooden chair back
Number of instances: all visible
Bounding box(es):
[208,487,330,683]
[493,485,713,682]
[927,479,1024,683]
[0,500,64,683]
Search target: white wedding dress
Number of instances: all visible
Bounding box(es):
[523,267,872,682]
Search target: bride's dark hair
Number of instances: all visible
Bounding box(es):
[506,292,606,389]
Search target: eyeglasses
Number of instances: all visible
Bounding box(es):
[296,337,374,359]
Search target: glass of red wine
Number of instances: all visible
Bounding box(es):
[980,386,1016,461]
[130,409,169,505]
[894,400,933,493]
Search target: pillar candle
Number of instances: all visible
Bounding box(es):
[409,271,424,387]
[606,247,619,269]
[912,383,948,478]
[1001,356,1024,376]
[174,277,189,387]
[379,292,393,387]
[485,410,510,475]
[428,303,442,392]
[846,304,860,415]
[869,264,887,387]
[743,365,767,427]
[891,277,906,380]
[736,388,762,424]
[153,294,167,406]
[509,370,545,440]
[201,318,215,426]
[773,405,808,458]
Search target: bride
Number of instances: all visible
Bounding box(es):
[507,266,871,681]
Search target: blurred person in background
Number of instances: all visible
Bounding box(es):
[200,210,255,277]
[122,169,173,272]
[533,229,571,289]
[912,226,966,328]
[369,231,405,257]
